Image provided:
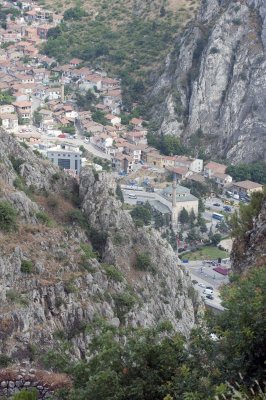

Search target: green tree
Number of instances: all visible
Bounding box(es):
[215,268,266,384]
[33,110,42,126]
[115,184,124,203]
[179,207,189,224]
[130,204,151,225]
[210,233,222,246]
[135,252,152,271]
[229,190,266,238]
[0,201,17,231]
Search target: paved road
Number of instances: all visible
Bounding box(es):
[180,260,230,310]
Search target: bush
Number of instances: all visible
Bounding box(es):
[102,264,123,282]
[135,252,155,273]
[0,354,12,367]
[47,194,59,209]
[64,279,77,294]
[0,200,17,231]
[12,389,38,400]
[113,292,137,321]
[80,243,98,259]
[21,259,34,273]
[66,209,89,229]
[9,156,24,174]
[36,211,52,226]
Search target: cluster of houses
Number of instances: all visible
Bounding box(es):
[0,0,263,198]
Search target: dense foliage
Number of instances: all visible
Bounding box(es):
[229,189,266,238]
[42,3,193,109]
[147,132,187,156]
[226,162,266,184]
[41,267,265,400]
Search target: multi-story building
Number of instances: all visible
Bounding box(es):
[47,143,82,175]
[175,156,203,173]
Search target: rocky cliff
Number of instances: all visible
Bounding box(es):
[0,130,200,367]
[231,197,266,274]
[149,0,266,163]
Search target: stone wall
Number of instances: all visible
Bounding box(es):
[0,368,71,399]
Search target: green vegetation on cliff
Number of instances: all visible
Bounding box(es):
[41,267,266,400]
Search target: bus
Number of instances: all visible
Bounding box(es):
[212,212,224,221]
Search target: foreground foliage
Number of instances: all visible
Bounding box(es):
[41,267,266,400]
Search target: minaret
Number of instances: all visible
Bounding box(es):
[171,172,177,227]
[61,79,64,103]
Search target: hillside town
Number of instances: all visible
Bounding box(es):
[0,0,264,241]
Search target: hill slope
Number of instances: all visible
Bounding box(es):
[148,0,266,163]
[0,130,199,365]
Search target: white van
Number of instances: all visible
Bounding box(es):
[128,194,137,199]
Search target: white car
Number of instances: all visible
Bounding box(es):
[198,283,206,288]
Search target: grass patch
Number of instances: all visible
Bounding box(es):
[181,246,229,261]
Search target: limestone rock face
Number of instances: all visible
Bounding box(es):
[0,133,200,365]
[80,167,200,334]
[231,198,266,273]
[148,0,266,163]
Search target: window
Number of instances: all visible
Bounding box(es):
[58,158,70,169]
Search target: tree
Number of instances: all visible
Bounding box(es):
[214,268,266,384]
[187,228,200,243]
[130,204,151,225]
[210,233,222,246]
[189,209,196,226]
[33,110,42,126]
[179,208,189,224]
[116,184,124,203]
[0,201,17,231]
[226,162,266,185]
[135,252,152,271]
[198,198,205,213]
[154,213,164,229]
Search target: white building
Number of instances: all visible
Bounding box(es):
[175,156,203,173]
[47,143,82,175]
[0,113,19,133]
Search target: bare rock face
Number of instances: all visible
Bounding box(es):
[0,133,200,366]
[148,0,266,163]
[231,198,266,273]
[80,167,201,333]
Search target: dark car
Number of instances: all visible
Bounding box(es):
[223,206,231,212]
[206,294,214,300]
[213,203,220,207]
[206,286,213,290]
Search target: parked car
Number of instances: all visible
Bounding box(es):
[206,294,214,300]
[192,280,198,285]
[198,283,206,288]
[223,205,231,212]
[206,286,213,290]
[213,203,220,207]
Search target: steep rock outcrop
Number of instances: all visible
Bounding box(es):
[231,198,266,273]
[80,168,200,333]
[0,133,200,366]
[149,0,266,163]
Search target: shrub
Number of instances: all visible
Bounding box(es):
[210,47,219,54]
[12,389,38,400]
[51,172,60,182]
[21,259,34,273]
[0,354,12,367]
[0,200,17,231]
[113,292,137,321]
[113,233,124,245]
[80,243,98,259]
[36,211,52,226]
[64,279,77,294]
[9,156,24,174]
[102,264,123,282]
[66,209,89,229]
[135,252,155,273]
